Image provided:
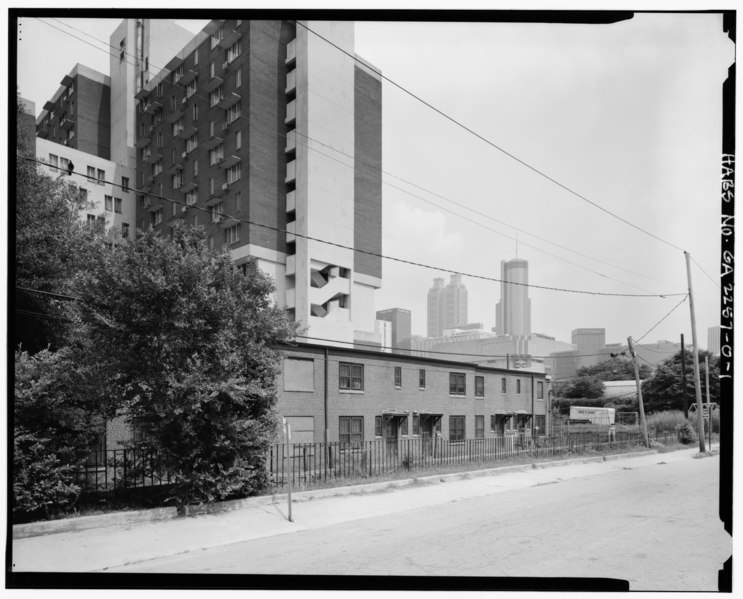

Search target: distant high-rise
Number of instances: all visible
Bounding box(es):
[572,328,606,370]
[427,274,468,338]
[708,326,721,355]
[376,308,412,352]
[495,259,531,337]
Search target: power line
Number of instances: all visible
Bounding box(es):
[634,295,688,344]
[295,19,687,254]
[33,17,682,295]
[690,255,721,290]
[18,154,687,300]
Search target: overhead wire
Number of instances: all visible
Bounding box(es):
[33,17,685,295]
[294,19,687,254]
[17,154,687,300]
[633,295,688,344]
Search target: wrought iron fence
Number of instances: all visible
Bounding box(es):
[73,430,677,495]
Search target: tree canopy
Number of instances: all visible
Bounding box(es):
[66,224,297,508]
[576,356,651,381]
[641,349,719,413]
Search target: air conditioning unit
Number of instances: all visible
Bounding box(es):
[222,61,230,71]
[181,96,188,105]
[182,151,188,159]
[221,121,230,131]
[181,205,188,213]
[222,182,230,191]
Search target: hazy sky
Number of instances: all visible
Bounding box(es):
[15,11,732,348]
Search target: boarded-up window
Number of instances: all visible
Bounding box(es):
[284,358,314,392]
[284,416,314,444]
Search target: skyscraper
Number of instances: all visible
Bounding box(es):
[427,274,468,338]
[572,328,606,369]
[376,308,412,352]
[495,258,531,337]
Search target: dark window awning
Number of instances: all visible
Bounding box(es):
[383,409,410,419]
[494,410,514,416]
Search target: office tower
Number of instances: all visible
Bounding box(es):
[376,308,412,352]
[572,328,606,370]
[707,326,721,355]
[495,258,531,337]
[427,274,468,338]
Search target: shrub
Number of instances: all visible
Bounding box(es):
[676,421,696,445]
[687,410,720,435]
[646,410,686,434]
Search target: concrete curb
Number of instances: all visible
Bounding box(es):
[12,448,663,539]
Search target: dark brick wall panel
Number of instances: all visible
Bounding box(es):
[76,76,111,159]
[354,66,383,279]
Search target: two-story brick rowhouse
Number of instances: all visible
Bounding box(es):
[133,19,384,348]
[277,343,550,445]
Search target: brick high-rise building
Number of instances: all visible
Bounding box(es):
[134,20,383,346]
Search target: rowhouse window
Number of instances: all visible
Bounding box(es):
[535,415,546,436]
[449,416,465,442]
[339,362,363,391]
[516,379,522,395]
[537,381,544,400]
[412,414,420,435]
[501,377,507,394]
[400,415,408,436]
[475,376,485,398]
[114,197,122,214]
[419,369,426,389]
[449,373,466,396]
[490,415,496,432]
[375,416,383,437]
[475,415,485,439]
[339,416,363,447]
[394,366,402,388]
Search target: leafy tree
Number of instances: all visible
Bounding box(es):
[13,348,105,520]
[15,96,102,352]
[641,349,719,413]
[577,356,651,381]
[555,375,605,399]
[67,224,296,511]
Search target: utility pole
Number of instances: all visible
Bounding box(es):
[681,334,687,417]
[627,336,649,447]
[705,355,712,449]
[684,251,706,452]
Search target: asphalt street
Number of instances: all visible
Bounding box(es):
[81,451,731,590]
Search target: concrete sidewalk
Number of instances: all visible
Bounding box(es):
[10,445,713,572]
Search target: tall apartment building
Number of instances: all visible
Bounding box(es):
[376,308,412,352]
[133,19,383,346]
[495,258,531,337]
[427,274,468,338]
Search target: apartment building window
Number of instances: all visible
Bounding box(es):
[209,62,215,79]
[235,130,241,150]
[157,82,163,97]
[339,362,363,391]
[121,223,129,239]
[210,85,224,107]
[400,415,408,436]
[185,189,198,206]
[226,102,241,123]
[171,201,178,217]
[151,209,162,227]
[140,147,150,162]
[186,134,198,153]
[419,369,426,389]
[449,373,466,396]
[153,160,164,177]
[209,177,215,196]
[157,131,164,148]
[449,416,465,442]
[209,144,224,166]
[66,128,75,143]
[79,188,88,202]
[193,159,199,177]
[139,121,146,137]
[501,377,507,394]
[105,195,113,211]
[172,119,184,137]
[537,381,544,400]
[210,202,224,223]
[412,414,420,435]
[172,171,183,190]
[186,79,197,99]
[194,49,199,65]
[475,416,485,439]
[339,416,363,447]
[122,177,130,192]
[226,40,241,63]
[170,95,177,111]
[475,376,485,398]
[153,108,163,125]
[192,103,199,121]
[224,224,240,245]
[211,25,224,49]
[235,69,242,88]
[394,366,402,388]
[516,379,522,395]
[114,198,122,213]
[375,416,382,437]
[48,154,59,170]
[226,162,241,184]
[97,169,105,185]
[173,65,184,84]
